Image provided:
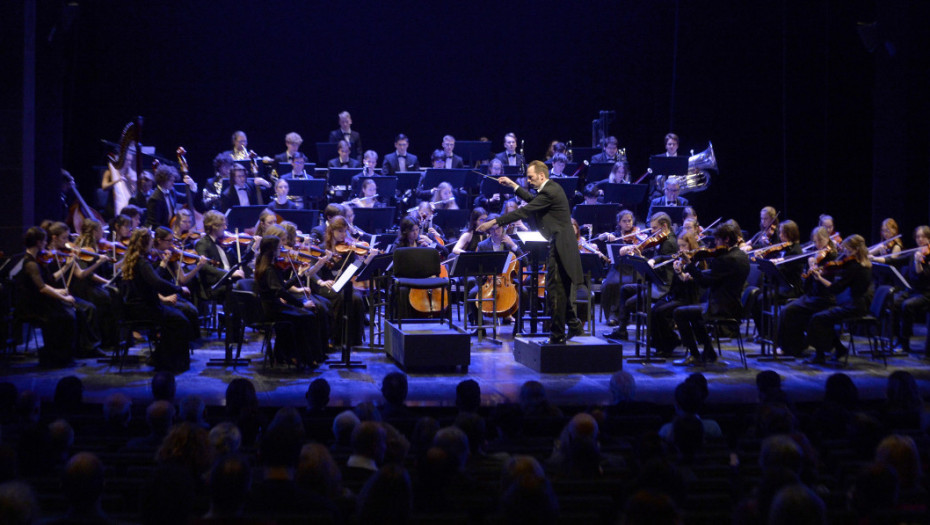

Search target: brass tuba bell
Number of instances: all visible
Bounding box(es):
[680,142,716,194]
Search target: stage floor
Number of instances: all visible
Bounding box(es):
[3,316,929,410]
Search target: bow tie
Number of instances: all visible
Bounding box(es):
[446,156,453,160]
[397,155,406,159]
[508,153,516,157]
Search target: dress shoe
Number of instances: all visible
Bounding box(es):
[567,324,585,340]
[547,336,566,345]
[673,355,701,366]
[606,317,619,327]
[702,351,718,363]
[607,328,628,340]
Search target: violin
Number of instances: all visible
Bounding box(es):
[335,241,370,256]
[218,231,253,247]
[751,241,792,260]
[578,238,610,263]
[801,249,839,279]
[804,254,856,279]
[62,244,115,263]
[166,248,214,266]
[635,229,669,252]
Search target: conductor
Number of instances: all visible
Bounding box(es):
[477,160,584,344]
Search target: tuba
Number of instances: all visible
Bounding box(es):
[679,142,716,194]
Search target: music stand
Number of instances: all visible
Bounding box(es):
[276,162,293,176]
[207,260,250,368]
[650,206,686,225]
[503,165,522,176]
[549,177,578,200]
[448,251,512,341]
[579,252,605,336]
[572,204,619,236]
[232,159,264,178]
[455,141,492,166]
[479,177,513,199]
[285,179,327,209]
[394,172,421,196]
[752,259,795,361]
[356,176,397,205]
[326,256,366,369]
[328,168,363,190]
[601,183,649,208]
[274,209,319,233]
[353,253,394,351]
[463,169,483,191]
[225,205,267,231]
[585,163,614,183]
[871,262,912,291]
[514,231,551,337]
[617,255,667,363]
[354,207,396,234]
[422,169,468,191]
[570,147,600,163]
[315,142,339,165]
[433,209,470,234]
[649,155,689,176]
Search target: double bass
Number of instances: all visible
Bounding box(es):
[174,147,204,231]
[64,171,105,232]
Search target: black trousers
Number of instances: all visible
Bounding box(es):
[807,303,863,359]
[777,295,834,356]
[127,303,192,372]
[893,290,930,345]
[546,246,582,340]
[673,304,712,358]
[651,299,685,354]
[267,304,322,365]
[601,266,634,320]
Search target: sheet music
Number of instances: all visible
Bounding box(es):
[515,231,546,243]
[333,260,362,293]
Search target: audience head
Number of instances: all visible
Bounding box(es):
[179,395,206,426]
[621,490,680,525]
[851,462,899,516]
[103,393,131,427]
[432,426,469,470]
[760,434,803,474]
[47,419,74,459]
[519,380,551,414]
[352,421,387,464]
[455,379,481,413]
[145,401,175,437]
[410,417,440,459]
[208,422,242,456]
[755,370,781,396]
[156,422,213,476]
[0,481,37,525]
[333,410,360,447]
[671,414,703,462]
[150,371,176,402]
[381,372,409,406]
[225,378,258,417]
[305,378,331,410]
[453,412,488,455]
[207,454,251,517]
[52,376,84,414]
[767,484,826,525]
[824,373,858,408]
[357,464,413,525]
[609,370,637,403]
[260,415,304,468]
[62,452,104,511]
[500,464,559,525]
[875,434,922,490]
[886,370,921,412]
[297,443,343,499]
[673,380,704,415]
[353,401,382,422]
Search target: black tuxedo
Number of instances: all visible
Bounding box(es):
[382,152,420,175]
[220,182,260,212]
[327,157,361,169]
[274,151,298,164]
[442,155,465,169]
[328,129,361,156]
[496,180,583,340]
[494,151,525,168]
[590,152,620,164]
[281,171,313,181]
[145,186,183,228]
[647,195,690,222]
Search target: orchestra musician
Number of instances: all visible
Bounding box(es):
[204,154,233,210]
[590,136,621,164]
[327,140,361,169]
[254,235,324,367]
[14,227,86,367]
[477,161,584,344]
[661,133,680,157]
[171,209,197,248]
[328,111,361,158]
[473,159,510,214]
[600,209,640,327]
[870,218,904,257]
[315,216,371,348]
[652,231,704,357]
[441,135,465,169]
[605,212,678,339]
[430,182,459,210]
[340,204,373,245]
[351,179,380,208]
[71,219,120,352]
[282,153,312,180]
[225,131,250,161]
[382,134,420,174]
[270,179,297,210]
[152,227,206,343]
[452,207,489,255]
[273,132,303,164]
[430,149,445,169]
[44,222,105,357]
[549,153,569,177]
[672,220,750,365]
[146,165,200,229]
[309,204,346,245]
[646,176,689,223]
[220,163,271,211]
[410,201,446,245]
[494,133,525,168]
[749,220,805,342]
[776,226,841,359]
[128,171,155,210]
[101,143,137,216]
[501,198,529,235]
[544,140,567,161]
[888,225,930,354]
[121,228,195,372]
[467,214,524,324]
[746,206,779,250]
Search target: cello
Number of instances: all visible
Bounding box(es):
[408,262,451,316]
[479,252,519,318]
[174,147,205,231]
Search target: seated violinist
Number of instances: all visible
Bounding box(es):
[501,198,529,235]
[70,219,119,353]
[652,231,704,356]
[315,216,374,348]
[606,212,678,338]
[869,218,904,259]
[393,216,447,256]
[152,227,206,343]
[889,225,930,354]
[171,209,198,248]
[339,204,372,245]
[672,220,750,365]
[748,220,805,343]
[600,209,639,327]
[745,206,779,250]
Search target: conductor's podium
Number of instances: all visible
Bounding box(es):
[513,336,623,373]
[384,321,470,372]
